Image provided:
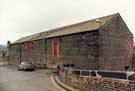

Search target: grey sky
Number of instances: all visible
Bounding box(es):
[0,0,135,45]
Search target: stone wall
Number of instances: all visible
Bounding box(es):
[9,44,21,65]
[59,68,135,91]
[132,47,135,71]
[99,15,133,70]
[46,30,99,69]
[9,30,99,69]
[8,15,133,70]
[21,40,46,67]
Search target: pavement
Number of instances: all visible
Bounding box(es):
[0,65,62,91]
[52,74,78,91]
[0,62,7,66]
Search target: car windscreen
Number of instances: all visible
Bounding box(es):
[91,71,96,77]
[21,62,32,64]
[82,70,89,76]
[128,74,135,81]
[97,71,127,79]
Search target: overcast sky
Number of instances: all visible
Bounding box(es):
[0,0,135,45]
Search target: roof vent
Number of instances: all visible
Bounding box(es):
[95,19,102,27]
[95,19,101,22]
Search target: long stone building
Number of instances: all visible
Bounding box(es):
[8,13,134,70]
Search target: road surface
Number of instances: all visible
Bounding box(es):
[0,66,62,91]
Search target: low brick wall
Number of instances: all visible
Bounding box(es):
[59,70,135,91]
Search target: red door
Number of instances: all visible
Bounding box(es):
[53,42,59,57]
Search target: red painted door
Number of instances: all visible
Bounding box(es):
[53,42,59,57]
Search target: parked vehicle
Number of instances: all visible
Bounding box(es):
[18,61,35,71]
[59,64,135,81]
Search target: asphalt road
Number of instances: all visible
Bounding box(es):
[0,66,62,91]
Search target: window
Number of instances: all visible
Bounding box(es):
[31,41,36,49]
[53,42,59,57]
[24,41,36,50]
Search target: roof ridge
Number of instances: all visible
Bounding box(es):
[13,13,119,44]
[41,13,119,34]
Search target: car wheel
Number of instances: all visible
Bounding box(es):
[18,67,21,71]
[23,67,26,71]
[32,68,35,71]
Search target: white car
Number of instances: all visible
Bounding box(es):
[18,61,35,71]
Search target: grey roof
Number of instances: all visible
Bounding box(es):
[14,13,119,44]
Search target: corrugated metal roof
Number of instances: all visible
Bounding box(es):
[14,13,119,44]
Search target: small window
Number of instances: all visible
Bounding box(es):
[31,41,36,49]
[53,42,59,57]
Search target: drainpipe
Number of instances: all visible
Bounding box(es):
[7,41,10,64]
[19,43,22,64]
[44,39,47,67]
